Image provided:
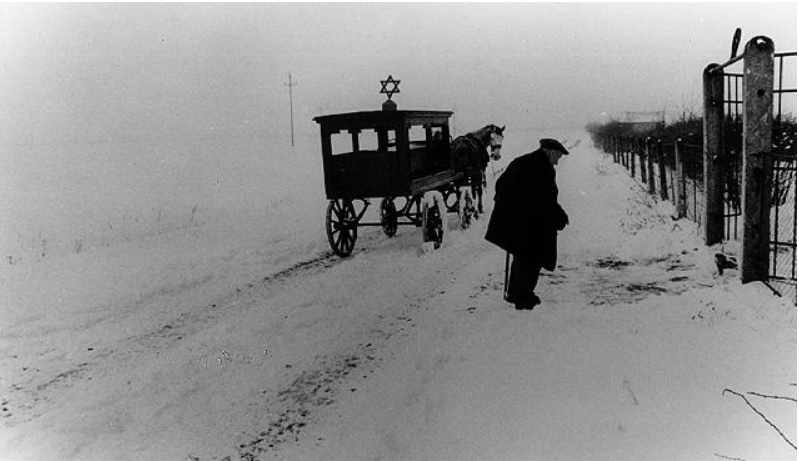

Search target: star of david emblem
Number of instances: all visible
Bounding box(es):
[380,75,401,100]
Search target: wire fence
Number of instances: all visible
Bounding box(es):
[591,39,795,300]
[605,136,704,224]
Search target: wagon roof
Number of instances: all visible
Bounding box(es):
[313,110,453,127]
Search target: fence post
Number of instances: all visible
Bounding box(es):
[703,63,726,245]
[638,138,647,183]
[621,137,627,168]
[630,138,636,174]
[646,137,656,195]
[674,138,687,218]
[658,139,669,201]
[741,36,775,283]
[628,137,633,172]
[625,137,630,170]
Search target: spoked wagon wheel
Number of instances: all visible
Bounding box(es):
[380,197,398,237]
[326,198,358,256]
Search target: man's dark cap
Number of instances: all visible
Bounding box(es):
[540,138,569,155]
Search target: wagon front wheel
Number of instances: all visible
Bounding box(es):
[326,199,358,256]
[380,198,398,237]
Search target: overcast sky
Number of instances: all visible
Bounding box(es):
[0,2,796,145]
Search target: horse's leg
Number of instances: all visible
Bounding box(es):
[471,172,483,216]
[458,184,473,229]
[477,180,484,215]
[479,169,487,213]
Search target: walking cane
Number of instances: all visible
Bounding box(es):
[503,251,511,302]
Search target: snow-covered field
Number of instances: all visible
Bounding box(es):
[0,130,795,460]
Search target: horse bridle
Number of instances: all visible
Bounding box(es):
[489,128,503,160]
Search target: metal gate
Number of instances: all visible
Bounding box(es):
[767,51,797,295]
[705,36,796,297]
[722,72,743,241]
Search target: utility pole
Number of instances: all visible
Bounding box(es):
[285,71,297,146]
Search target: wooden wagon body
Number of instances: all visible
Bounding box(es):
[313,109,462,256]
[314,109,460,199]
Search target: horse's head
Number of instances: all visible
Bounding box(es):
[488,125,505,161]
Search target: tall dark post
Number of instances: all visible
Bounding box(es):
[741,36,774,283]
[646,137,656,195]
[639,138,647,183]
[703,63,725,245]
[285,71,297,147]
[624,137,630,169]
[626,137,632,170]
[674,139,687,218]
[658,139,669,201]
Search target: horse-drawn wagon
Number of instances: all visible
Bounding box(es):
[314,77,503,257]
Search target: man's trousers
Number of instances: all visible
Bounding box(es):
[505,254,542,304]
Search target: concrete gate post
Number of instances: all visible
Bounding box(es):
[741,36,774,283]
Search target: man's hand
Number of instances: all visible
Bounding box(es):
[556,208,569,231]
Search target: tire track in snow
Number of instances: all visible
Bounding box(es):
[1,251,349,428]
[232,229,498,459]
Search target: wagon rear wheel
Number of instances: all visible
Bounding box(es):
[326,199,358,256]
[380,198,398,237]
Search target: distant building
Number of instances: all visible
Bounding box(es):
[623,111,666,133]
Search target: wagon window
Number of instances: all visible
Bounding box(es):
[408,125,426,148]
[330,130,352,155]
[330,128,395,155]
[430,125,446,143]
[386,130,397,151]
[357,129,380,152]
[376,128,397,152]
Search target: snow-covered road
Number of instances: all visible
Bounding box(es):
[1,133,795,461]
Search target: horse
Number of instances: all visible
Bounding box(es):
[449,124,505,227]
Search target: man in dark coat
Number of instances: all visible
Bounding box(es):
[485,138,569,310]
